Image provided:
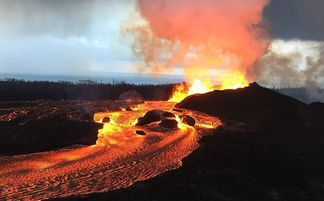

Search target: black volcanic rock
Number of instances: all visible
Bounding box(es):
[162,111,176,118]
[176,83,323,130]
[310,102,324,113]
[101,117,111,123]
[125,107,133,111]
[181,115,196,126]
[0,115,101,156]
[0,100,132,156]
[158,118,178,129]
[136,110,175,126]
[172,108,184,113]
[135,130,146,135]
[136,110,164,126]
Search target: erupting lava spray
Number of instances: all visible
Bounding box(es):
[131,0,270,101]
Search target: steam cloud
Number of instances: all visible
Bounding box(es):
[256,40,324,102]
[259,0,324,102]
[130,0,270,83]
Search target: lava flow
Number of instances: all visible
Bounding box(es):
[0,101,221,200]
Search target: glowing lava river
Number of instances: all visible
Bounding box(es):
[0,101,222,200]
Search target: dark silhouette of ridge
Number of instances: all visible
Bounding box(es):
[176,82,324,131]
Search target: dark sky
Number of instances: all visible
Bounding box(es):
[264,0,324,41]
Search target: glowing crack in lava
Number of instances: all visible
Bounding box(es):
[0,101,222,200]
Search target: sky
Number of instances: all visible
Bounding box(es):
[0,0,143,76]
[0,0,323,87]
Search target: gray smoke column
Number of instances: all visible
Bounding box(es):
[129,0,270,85]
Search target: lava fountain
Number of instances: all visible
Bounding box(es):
[129,0,269,101]
[169,71,249,102]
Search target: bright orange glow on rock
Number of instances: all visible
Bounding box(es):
[169,79,213,102]
[188,80,214,95]
[175,115,187,130]
[218,71,249,90]
[169,71,249,102]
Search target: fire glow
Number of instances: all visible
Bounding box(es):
[169,71,249,102]
[130,0,269,102]
[0,100,222,200]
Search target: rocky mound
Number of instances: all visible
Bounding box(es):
[180,115,196,126]
[177,83,324,130]
[136,110,175,126]
[158,118,178,129]
[56,85,324,201]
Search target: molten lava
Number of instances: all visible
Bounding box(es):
[0,101,222,200]
[217,71,249,90]
[169,79,213,102]
[169,71,249,102]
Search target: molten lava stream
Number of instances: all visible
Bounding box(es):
[0,101,221,200]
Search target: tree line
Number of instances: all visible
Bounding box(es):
[0,79,175,101]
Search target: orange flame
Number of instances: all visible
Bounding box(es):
[169,71,248,102]
[217,71,249,90]
[169,79,213,102]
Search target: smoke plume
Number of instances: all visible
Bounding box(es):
[129,0,270,83]
[256,40,324,102]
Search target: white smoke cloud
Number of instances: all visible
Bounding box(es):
[256,40,324,101]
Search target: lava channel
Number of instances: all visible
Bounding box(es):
[0,101,222,200]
